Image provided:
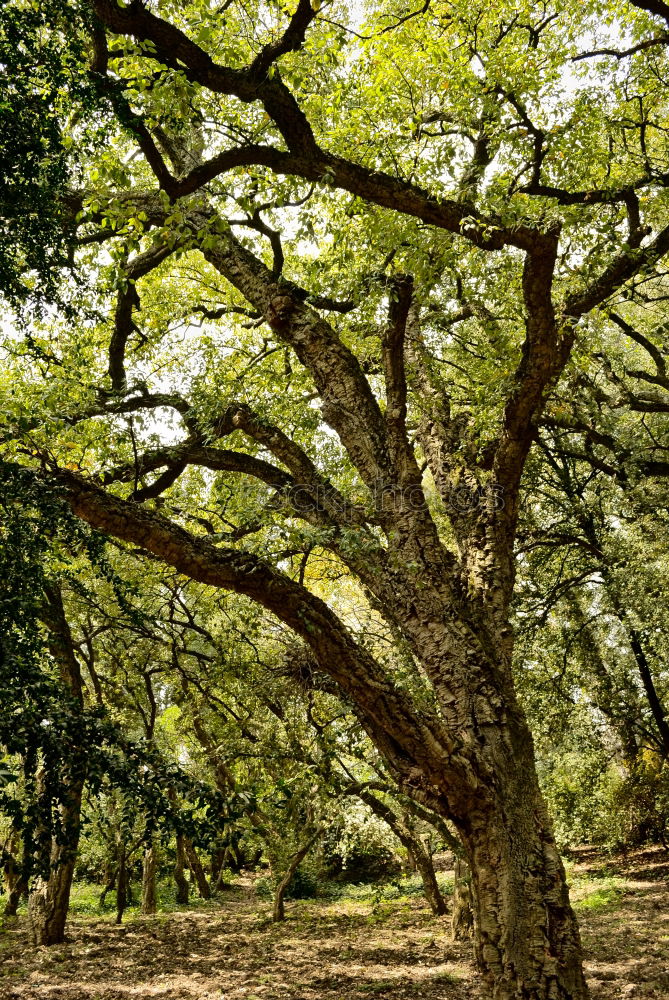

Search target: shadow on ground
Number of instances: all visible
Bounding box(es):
[1,848,667,1000]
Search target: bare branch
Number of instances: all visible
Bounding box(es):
[573,34,669,60]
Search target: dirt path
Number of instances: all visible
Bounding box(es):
[570,847,669,999]
[1,848,667,1000]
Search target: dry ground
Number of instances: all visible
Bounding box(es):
[0,847,667,1000]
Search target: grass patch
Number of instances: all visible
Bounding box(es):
[69,882,105,915]
[66,879,228,918]
[327,873,454,904]
[570,875,625,912]
[431,969,462,984]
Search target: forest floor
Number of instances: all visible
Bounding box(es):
[0,846,667,1000]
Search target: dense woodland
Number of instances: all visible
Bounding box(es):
[2,2,669,999]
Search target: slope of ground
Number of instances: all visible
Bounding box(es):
[0,847,667,1000]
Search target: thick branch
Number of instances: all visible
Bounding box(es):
[494,235,562,519]
[49,467,456,776]
[382,275,415,479]
[108,243,174,390]
[199,218,392,490]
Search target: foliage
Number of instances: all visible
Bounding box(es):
[324,805,402,883]
[607,753,669,848]
[0,464,245,895]
[0,1,92,309]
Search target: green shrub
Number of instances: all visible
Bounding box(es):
[323,807,402,883]
[254,863,322,901]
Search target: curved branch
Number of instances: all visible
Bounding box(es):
[573,34,669,61]
[564,223,669,317]
[90,0,318,155]
[48,467,456,774]
[609,311,667,376]
[199,217,393,490]
[88,1,545,253]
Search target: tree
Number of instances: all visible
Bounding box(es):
[513,433,669,846]
[0,467,95,944]
[0,493,239,939]
[5,1,669,995]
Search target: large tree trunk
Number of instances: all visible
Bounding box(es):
[440,711,586,1000]
[27,777,84,946]
[27,861,76,946]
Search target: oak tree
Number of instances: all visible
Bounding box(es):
[5,1,669,996]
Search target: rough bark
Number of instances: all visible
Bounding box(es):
[453,719,585,1000]
[28,852,78,946]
